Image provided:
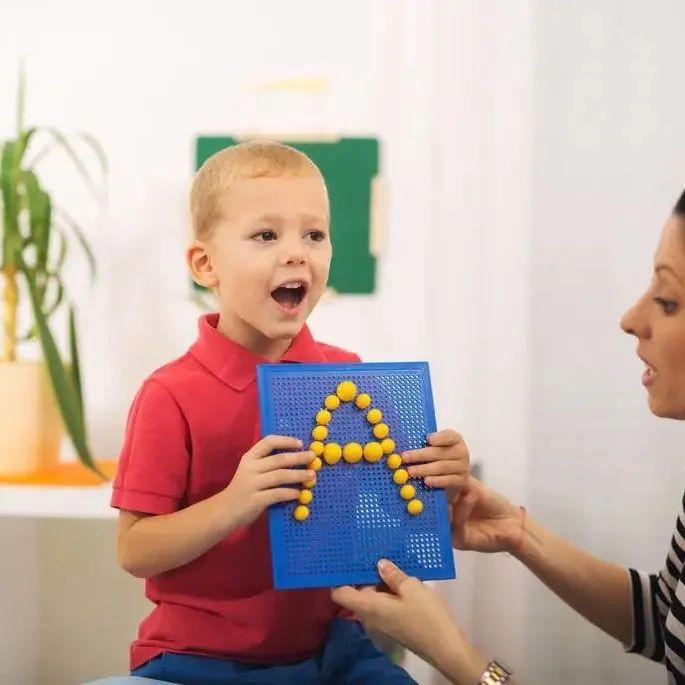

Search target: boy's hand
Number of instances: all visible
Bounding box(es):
[401,429,469,503]
[222,435,315,530]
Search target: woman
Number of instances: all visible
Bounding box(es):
[332,192,685,684]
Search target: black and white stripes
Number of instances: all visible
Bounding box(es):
[629,493,685,683]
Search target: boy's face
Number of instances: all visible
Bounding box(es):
[191,174,331,351]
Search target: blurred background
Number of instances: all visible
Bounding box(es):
[1,1,685,683]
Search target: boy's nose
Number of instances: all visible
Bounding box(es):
[281,241,306,266]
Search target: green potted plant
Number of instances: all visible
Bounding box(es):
[0,69,106,479]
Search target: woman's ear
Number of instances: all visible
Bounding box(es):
[187,240,219,289]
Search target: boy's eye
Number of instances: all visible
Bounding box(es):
[653,297,678,314]
[306,230,327,242]
[253,230,277,242]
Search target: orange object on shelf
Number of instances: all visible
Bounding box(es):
[0,459,117,487]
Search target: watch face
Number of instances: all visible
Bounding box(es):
[481,661,512,684]
[493,662,512,676]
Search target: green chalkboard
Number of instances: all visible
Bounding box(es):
[195,136,379,294]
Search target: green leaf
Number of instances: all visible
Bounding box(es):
[40,128,98,198]
[54,206,96,280]
[21,169,51,272]
[25,130,107,188]
[17,254,104,479]
[74,131,108,176]
[1,141,20,267]
[14,127,36,171]
[68,305,84,421]
[17,325,37,342]
[42,272,64,320]
[20,272,66,341]
[53,224,67,271]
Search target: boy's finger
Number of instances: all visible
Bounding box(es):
[250,435,303,458]
[258,450,314,472]
[401,447,441,464]
[403,443,467,464]
[260,468,316,489]
[408,460,464,478]
[261,487,304,507]
[425,474,466,489]
[402,443,469,464]
[427,429,462,447]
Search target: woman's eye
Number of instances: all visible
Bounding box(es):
[654,297,678,314]
[253,230,277,242]
[306,230,327,242]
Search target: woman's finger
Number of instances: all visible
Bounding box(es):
[331,586,367,613]
[377,559,411,594]
[451,486,480,527]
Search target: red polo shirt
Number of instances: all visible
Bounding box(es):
[111,313,360,670]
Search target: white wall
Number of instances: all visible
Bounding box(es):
[2,1,685,684]
[0,1,464,683]
[525,2,685,682]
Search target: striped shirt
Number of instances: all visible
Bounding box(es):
[629,492,685,683]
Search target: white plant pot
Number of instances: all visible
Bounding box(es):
[0,360,63,476]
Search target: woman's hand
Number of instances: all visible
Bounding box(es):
[451,477,525,554]
[331,560,486,685]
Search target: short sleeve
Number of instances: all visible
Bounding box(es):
[111,379,190,515]
[625,568,666,661]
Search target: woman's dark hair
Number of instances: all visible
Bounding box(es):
[675,189,685,216]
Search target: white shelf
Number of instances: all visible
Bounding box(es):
[0,484,115,519]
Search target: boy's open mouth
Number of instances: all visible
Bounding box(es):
[271,281,308,312]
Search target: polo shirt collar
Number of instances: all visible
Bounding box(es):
[189,313,326,391]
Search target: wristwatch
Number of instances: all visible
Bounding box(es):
[478,660,512,684]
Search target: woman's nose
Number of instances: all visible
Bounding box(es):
[621,295,649,339]
[620,307,636,336]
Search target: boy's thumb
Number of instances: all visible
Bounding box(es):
[377,559,409,593]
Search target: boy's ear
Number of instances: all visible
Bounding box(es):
[187,240,219,289]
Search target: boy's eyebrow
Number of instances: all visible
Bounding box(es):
[301,213,328,224]
[253,213,327,224]
[254,214,284,224]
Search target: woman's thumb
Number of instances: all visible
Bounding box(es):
[377,559,409,593]
[452,486,479,527]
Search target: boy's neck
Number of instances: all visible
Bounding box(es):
[216,311,294,362]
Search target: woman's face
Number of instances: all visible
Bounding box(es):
[622,215,685,419]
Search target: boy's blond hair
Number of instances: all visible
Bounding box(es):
[190,140,324,239]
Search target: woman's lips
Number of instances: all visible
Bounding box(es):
[642,365,657,388]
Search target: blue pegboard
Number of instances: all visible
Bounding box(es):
[257,361,456,590]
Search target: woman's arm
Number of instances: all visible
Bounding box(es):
[452,477,633,645]
[332,560,520,685]
[513,514,632,644]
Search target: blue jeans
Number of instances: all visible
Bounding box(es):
[132,619,416,684]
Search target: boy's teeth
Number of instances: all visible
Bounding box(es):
[282,282,302,289]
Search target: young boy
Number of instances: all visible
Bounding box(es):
[112,141,469,684]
